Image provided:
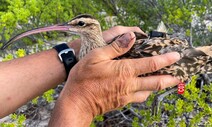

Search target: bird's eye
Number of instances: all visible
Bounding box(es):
[78,21,85,26]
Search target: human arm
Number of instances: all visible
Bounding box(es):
[0,26,145,118]
[49,32,181,126]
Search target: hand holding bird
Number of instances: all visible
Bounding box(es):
[1,14,211,83]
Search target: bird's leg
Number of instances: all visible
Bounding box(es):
[198,78,204,99]
[196,74,212,96]
[151,80,187,116]
[151,87,178,116]
[196,75,205,96]
[202,74,212,85]
[188,40,193,47]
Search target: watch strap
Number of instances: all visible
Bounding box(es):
[53,43,77,78]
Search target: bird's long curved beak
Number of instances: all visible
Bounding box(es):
[1,23,71,50]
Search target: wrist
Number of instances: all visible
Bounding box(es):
[49,85,94,126]
[63,83,97,116]
[53,43,77,79]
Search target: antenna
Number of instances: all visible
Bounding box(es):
[156,21,168,33]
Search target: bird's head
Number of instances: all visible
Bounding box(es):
[66,14,102,36]
[1,14,103,50]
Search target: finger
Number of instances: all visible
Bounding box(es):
[118,91,151,106]
[100,32,136,60]
[132,75,180,92]
[115,26,147,37]
[103,26,147,42]
[132,52,181,75]
[128,91,152,103]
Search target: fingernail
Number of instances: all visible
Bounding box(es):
[117,33,134,48]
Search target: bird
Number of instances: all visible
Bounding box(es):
[1,14,211,83]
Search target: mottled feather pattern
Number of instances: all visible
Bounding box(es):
[115,34,211,82]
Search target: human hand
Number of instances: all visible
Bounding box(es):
[63,32,181,117]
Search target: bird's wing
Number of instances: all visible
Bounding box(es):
[124,37,189,58]
[164,47,212,81]
[120,36,211,81]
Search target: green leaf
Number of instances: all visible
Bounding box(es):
[90,122,96,127]
[43,89,55,103]
[132,117,139,127]
[16,49,26,58]
[94,115,104,122]
[3,54,14,61]
[179,119,186,127]
[175,99,184,115]
[32,96,39,104]
[11,114,17,120]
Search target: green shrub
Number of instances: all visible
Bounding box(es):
[0,114,26,127]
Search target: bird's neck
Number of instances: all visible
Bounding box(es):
[79,32,106,60]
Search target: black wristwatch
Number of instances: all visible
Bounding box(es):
[53,43,77,78]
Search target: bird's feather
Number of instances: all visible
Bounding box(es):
[113,33,211,81]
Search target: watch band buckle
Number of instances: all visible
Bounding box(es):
[58,49,75,62]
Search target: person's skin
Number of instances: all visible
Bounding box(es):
[49,32,181,126]
[0,26,146,118]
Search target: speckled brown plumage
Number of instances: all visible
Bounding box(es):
[119,35,211,81]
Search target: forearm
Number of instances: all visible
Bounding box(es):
[0,42,77,118]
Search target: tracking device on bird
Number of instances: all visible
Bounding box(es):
[149,31,166,38]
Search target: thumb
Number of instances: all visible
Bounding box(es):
[102,32,136,60]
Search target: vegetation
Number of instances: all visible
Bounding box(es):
[0,114,26,127]
[139,76,212,126]
[0,0,211,126]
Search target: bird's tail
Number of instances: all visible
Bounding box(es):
[196,45,212,73]
[196,46,212,57]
